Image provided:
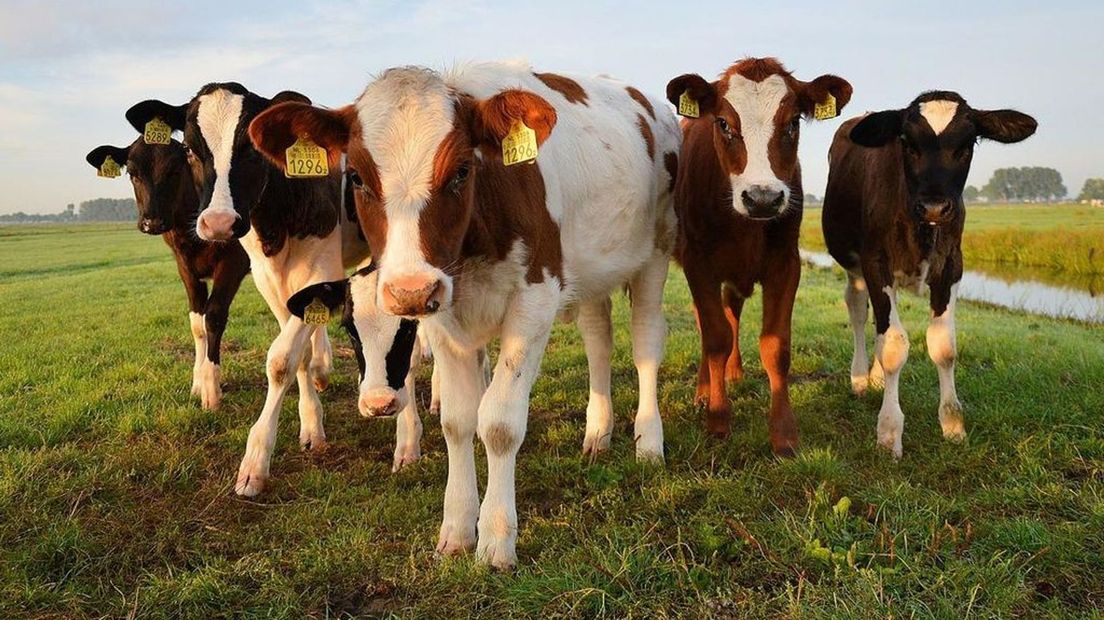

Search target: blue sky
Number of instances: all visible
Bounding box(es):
[1,0,1100,213]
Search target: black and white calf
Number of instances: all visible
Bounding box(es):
[125,83,376,495]
[822,90,1036,456]
[86,135,250,410]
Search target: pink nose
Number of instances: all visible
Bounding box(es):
[359,392,398,417]
[197,209,237,241]
[381,274,443,316]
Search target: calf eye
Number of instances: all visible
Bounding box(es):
[715,117,730,134]
[348,170,363,188]
[449,164,471,192]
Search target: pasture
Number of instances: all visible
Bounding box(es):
[801,203,1104,276]
[1,223,1103,618]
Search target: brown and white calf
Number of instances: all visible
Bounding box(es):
[85,135,250,410]
[249,62,680,568]
[123,83,392,494]
[822,91,1036,456]
[666,58,852,455]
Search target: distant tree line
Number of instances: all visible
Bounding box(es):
[0,198,136,223]
[1077,178,1104,202]
[964,167,1067,203]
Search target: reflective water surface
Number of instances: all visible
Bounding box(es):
[801,250,1104,324]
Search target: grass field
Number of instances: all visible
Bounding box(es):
[2,223,1103,618]
[801,203,1104,276]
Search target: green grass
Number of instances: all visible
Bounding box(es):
[1,224,1103,618]
[802,203,1104,275]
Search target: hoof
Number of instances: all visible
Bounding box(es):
[234,470,266,497]
[850,375,868,396]
[436,523,476,556]
[392,443,421,472]
[476,537,517,572]
[582,430,611,457]
[312,374,330,393]
[940,401,967,443]
[299,434,327,452]
[771,442,798,459]
[876,432,903,459]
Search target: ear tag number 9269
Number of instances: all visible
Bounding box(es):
[303,298,330,326]
[502,121,538,166]
[814,93,838,121]
[285,137,329,178]
[98,155,121,178]
[678,91,700,118]
[144,117,172,145]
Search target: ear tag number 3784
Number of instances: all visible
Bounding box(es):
[285,137,329,178]
[814,94,838,121]
[502,121,538,166]
[678,91,700,118]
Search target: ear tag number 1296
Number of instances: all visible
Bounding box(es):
[144,117,172,145]
[98,156,121,178]
[502,121,538,166]
[285,137,329,178]
[678,91,699,118]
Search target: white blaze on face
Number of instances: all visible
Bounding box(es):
[722,74,790,216]
[196,90,245,219]
[353,69,456,302]
[349,270,409,408]
[919,100,959,136]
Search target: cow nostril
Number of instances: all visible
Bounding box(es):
[770,192,784,208]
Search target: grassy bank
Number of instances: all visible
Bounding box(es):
[802,203,1104,275]
[1,225,1103,618]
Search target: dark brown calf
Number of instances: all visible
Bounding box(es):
[85,138,249,410]
[666,58,852,455]
[822,91,1036,457]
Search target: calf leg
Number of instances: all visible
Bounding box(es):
[198,261,245,411]
[845,270,873,395]
[871,285,909,458]
[235,318,315,495]
[722,285,745,383]
[309,327,333,392]
[476,285,559,570]
[628,252,669,461]
[577,297,614,456]
[760,259,800,457]
[296,338,327,451]
[433,338,483,557]
[393,346,423,471]
[692,304,709,406]
[686,266,732,438]
[179,272,209,402]
[927,282,965,442]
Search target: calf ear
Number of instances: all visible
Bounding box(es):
[125,100,187,133]
[974,109,1037,144]
[665,74,717,116]
[85,145,130,169]
[248,102,354,171]
[798,75,853,119]
[270,90,311,106]
[287,279,349,320]
[849,110,904,147]
[472,89,558,151]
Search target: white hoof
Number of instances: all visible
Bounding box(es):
[851,374,869,396]
[299,426,327,452]
[635,435,665,464]
[235,453,269,497]
[196,362,222,411]
[582,427,611,456]
[436,522,476,556]
[940,400,967,443]
[392,442,421,472]
[476,534,517,571]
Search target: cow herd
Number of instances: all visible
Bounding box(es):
[85,58,1036,569]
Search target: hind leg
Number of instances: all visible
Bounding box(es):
[628,253,669,461]
[577,297,614,456]
[722,285,745,383]
[845,270,873,395]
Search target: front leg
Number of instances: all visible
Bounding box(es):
[431,334,484,557]
[198,260,246,411]
[392,346,423,472]
[628,252,670,461]
[476,284,559,570]
[869,283,909,458]
[178,269,209,404]
[928,281,965,442]
[235,318,315,496]
[759,256,800,457]
[576,297,614,456]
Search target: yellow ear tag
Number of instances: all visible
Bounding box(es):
[678,91,700,118]
[98,155,121,178]
[285,136,329,178]
[502,120,538,166]
[144,117,172,145]
[814,93,838,121]
[303,298,330,326]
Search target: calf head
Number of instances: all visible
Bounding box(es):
[289,267,419,417]
[127,84,312,241]
[85,138,195,235]
[850,91,1037,226]
[667,58,852,219]
[248,67,558,317]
